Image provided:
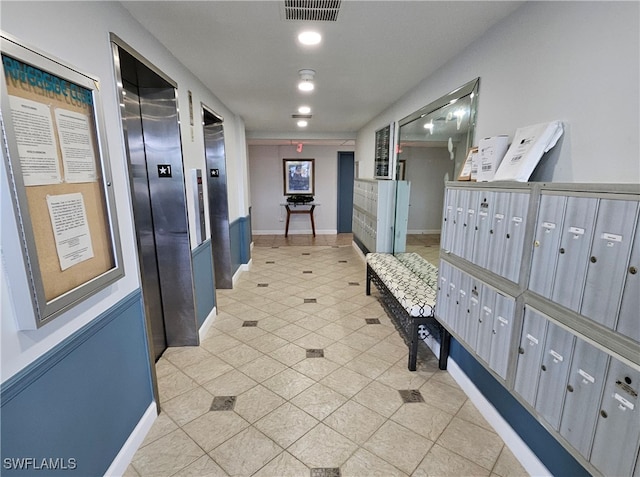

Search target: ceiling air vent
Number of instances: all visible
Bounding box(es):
[283,0,341,21]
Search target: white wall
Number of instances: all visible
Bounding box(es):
[357,2,640,183]
[403,146,453,233]
[249,144,355,234]
[0,1,249,380]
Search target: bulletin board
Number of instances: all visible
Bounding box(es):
[1,33,123,328]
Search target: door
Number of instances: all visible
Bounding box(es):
[115,45,199,359]
[202,107,233,289]
[337,151,354,233]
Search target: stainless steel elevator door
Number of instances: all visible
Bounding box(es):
[203,108,233,289]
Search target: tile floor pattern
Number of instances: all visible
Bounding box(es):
[126,235,529,477]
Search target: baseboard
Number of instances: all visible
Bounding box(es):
[232,259,252,286]
[407,229,441,235]
[352,241,366,262]
[252,229,338,235]
[104,401,157,477]
[199,306,217,342]
[421,336,550,477]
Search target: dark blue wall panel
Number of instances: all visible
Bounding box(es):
[192,239,216,328]
[1,290,153,476]
[229,214,251,275]
[450,339,590,477]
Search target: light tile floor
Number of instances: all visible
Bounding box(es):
[126,235,529,477]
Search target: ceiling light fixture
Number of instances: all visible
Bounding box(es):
[298,31,322,46]
[298,105,311,114]
[297,120,308,127]
[298,69,315,92]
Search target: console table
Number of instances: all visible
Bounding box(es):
[282,203,318,237]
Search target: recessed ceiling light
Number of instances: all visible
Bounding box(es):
[297,120,308,127]
[298,106,311,114]
[298,31,321,46]
[298,69,315,92]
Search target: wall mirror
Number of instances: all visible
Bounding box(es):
[393,78,479,256]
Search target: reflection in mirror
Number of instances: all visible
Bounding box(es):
[393,78,479,256]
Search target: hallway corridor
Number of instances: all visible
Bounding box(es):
[126,238,528,477]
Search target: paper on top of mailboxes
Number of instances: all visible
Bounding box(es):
[477,136,510,182]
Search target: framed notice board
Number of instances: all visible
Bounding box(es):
[1,33,123,329]
[374,122,395,179]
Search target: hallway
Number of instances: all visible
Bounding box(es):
[126,238,528,477]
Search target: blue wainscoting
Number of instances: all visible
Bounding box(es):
[230,213,252,275]
[449,339,590,476]
[1,290,153,476]
[192,239,216,328]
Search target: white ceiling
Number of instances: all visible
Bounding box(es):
[121,1,523,142]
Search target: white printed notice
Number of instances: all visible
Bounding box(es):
[54,108,98,183]
[8,96,62,186]
[46,193,94,271]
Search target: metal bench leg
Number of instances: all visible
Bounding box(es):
[439,327,450,370]
[366,265,371,296]
[408,321,419,371]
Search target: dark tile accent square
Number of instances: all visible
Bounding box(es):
[348,282,360,286]
[399,389,425,403]
[271,246,280,249]
[266,261,275,264]
[306,349,324,358]
[304,298,317,303]
[338,260,348,263]
[302,252,311,256]
[365,318,381,325]
[242,320,258,327]
[311,469,340,477]
[210,396,236,411]
[257,283,269,287]
[303,270,313,274]
[332,246,339,248]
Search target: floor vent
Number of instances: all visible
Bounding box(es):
[283,0,341,21]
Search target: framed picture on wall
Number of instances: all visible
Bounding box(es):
[283,159,315,195]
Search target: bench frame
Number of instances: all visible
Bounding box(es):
[366,263,450,371]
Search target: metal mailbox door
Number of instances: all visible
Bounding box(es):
[535,322,575,430]
[501,192,530,283]
[529,194,567,298]
[472,190,495,269]
[489,293,516,380]
[581,199,639,328]
[455,272,471,339]
[486,192,510,276]
[462,190,479,262]
[465,279,483,348]
[559,338,609,459]
[617,219,640,342]
[452,189,470,258]
[514,307,549,407]
[436,260,450,321]
[475,285,497,364]
[590,358,640,477]
[448,266,461,330]
[551,197,598,312]
[442,188,457,253]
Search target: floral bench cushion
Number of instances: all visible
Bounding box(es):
[366,252,437,318]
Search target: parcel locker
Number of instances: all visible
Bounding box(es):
[475,285,497,364]
[535,322,576,430]
[452,189,470,257]
[551,197,598,312]
[462,190,479,262]
[485,193,511,276]
[455,272,471,338]
[472,190,495,268]
[590,358,640,477]
[529,194,567,298]
[441,189,456,253]
[514,308,549,406]
[436,260,450,321]
[559,338,609,459]
[617,218,640,342]
[488,293,516,380]
[501,193,531,283]
[465,279,482,347]
[581,199,639,329]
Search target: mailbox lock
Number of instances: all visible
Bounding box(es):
[518,347,525,355]
[490,229,494,234]
[630,266,638,275]
[534,240,540,247]
[541,365,547,371]
[567,384,574,393]
[600,410,608,418]
[559,248,565,254]
[506,233,511,239]
[590,256,597,263]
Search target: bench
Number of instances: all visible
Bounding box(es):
[366,252,450,371]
